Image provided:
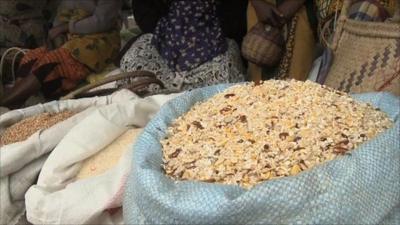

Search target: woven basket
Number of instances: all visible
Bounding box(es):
[324,0,400,95]
[241,23,284,67]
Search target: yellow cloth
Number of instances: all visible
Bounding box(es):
[57,9,120,72]
[86,64,117,84]
[246,0,273,82]
[288,7,315,81]
[247,0,315,82]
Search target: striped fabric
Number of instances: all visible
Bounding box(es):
[349,0,390,21]
[18,47,89,97]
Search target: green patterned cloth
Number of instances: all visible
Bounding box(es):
[0,0,54,55]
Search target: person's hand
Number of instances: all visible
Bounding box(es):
[44,37,53,50]
[277,0,306,21]
[48,23,68,40]
[250,0,285,27]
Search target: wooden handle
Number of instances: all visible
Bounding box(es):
[61,70,163,100]
[74,77,165,99]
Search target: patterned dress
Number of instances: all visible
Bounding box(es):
[120,0,244,93]
[152,0,227,72]
[121,34,244,93]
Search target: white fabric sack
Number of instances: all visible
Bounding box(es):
[0,107,9,116]
[25,93,180,225]
[0,90,139,225]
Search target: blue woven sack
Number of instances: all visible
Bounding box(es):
[124,84,400,224]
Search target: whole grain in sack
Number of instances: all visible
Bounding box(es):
[76,128,142,180]
[161,80,393,188]
[0,111,75,146]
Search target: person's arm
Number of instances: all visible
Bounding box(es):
[48,23,68,40]
[68,0,123,34]
[277,0,306,21]
[250,0,306,27]
[250,0,284,27]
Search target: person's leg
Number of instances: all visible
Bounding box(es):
[0,74,41,107]
[0,47,46,107]
[1,63,58,107]
[38,47,90,98]
[15,59,38,79]
[1,45,91,106]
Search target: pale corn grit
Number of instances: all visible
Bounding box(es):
[161,80,393,188]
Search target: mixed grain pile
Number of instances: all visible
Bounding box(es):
[0,111,75,146]
[162,80,393,188]
[76,128,142,180]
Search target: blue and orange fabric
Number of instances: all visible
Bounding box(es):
[18,47,89,97]
[16,6,121,98]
